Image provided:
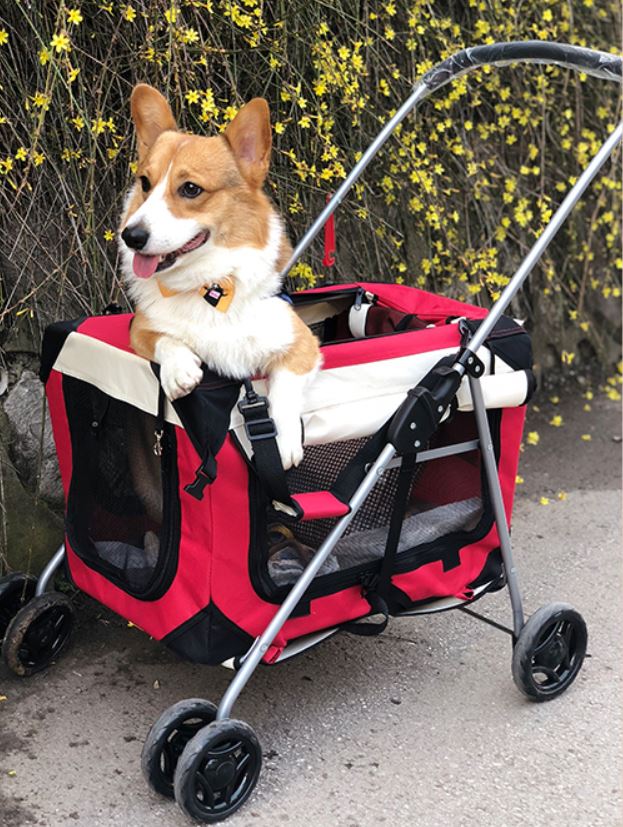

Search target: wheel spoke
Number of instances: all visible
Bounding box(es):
[235,751,251,775]
[207,740,242,761]
[161,739,175,777]
[533,620,562,656]
[195,770,215,806]
[532,663,562,685]
[562,621,575,650]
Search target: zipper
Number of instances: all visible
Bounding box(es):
[138,423,181,601]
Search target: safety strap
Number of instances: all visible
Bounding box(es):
[238,379,297,512]
[373,451,418,607]
[341,592,389,636]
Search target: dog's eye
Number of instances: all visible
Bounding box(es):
[140,176,151,193]
[180,181,203,199]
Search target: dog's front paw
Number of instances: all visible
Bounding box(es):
[160,350,203,400]
[275,421,305,470]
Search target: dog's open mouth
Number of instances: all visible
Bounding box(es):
[132,231,210,279]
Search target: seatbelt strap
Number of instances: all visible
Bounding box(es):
[238,380,298,513]
[373,451,418,605]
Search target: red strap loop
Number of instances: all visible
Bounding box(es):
[322,193,336,267]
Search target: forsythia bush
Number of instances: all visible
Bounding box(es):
[0,0,621,370]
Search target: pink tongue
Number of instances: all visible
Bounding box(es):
[133,253,160,279]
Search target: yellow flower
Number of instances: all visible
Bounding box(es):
[104,230,115,241]
[182,28,199,43]
[67,9,83,25]
[274,121,285,135]
[515,475,524,484]
[0,157,14,174]
[51,33,71,53]
[557,491,568,501]
[185,90,200,104]
[124,5,137,22]
[539,496,550,506]
[33,152,45,166]
[33,92,51,109]
[526,431,540,446]
[580,434,592,441]
[164,6,178,24]
[15,147,27,161]
[68,66,80,83]
[549,415,563,427]
[70,115,85,130]
[0,29,9,46]
[38,47,51,65]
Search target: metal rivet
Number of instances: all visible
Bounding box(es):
[91,420,98,428]
[468,357,473,364]
[414,440,421,448]
[410,422,416,430]
[437,405,444,413]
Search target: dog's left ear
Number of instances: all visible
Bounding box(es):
[223,98,272,188]
[131,84,177,160]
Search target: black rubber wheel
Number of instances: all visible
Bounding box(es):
[0,573,37,642]
[512,602,587,701]
[142,698,218,798]
[2,592,74,676]
[174,719,262,823]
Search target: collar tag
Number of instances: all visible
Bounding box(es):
[203,284,225,306]
[200,277,235,312]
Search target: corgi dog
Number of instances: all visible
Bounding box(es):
[119,84,321,468]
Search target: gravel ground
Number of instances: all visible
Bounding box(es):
[1,392,621,827]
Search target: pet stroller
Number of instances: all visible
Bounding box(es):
[1,41,621,823]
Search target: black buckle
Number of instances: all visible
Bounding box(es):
[184,460,217,500]
[237,396,278,442]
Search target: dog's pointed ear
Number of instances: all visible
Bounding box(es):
[223,98,272,188]
[130,84,177,159]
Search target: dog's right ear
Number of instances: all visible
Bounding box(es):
[130,84,177,160]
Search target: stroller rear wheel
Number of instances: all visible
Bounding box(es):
[512,602,587,701]
[2,591,74,677]
[0,573,37,641]
[142,698,218,798]
[174,718,262,823]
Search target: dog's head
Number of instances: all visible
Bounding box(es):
[120,84,283,295]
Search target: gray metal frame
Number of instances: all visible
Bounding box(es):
[36,544,65,596]
[36,42,621,724]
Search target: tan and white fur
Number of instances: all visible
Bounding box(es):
[119,85,321,468]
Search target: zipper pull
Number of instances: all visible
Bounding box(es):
[153,429,164,457]
[353,287,365,311]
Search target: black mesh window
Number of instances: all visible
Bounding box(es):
[63,376,180,599]
[262,412,490,591]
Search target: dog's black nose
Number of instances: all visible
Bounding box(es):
[121,224,150,250]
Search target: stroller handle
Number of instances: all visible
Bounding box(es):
[280,41,622,280]
[421,41,621,91]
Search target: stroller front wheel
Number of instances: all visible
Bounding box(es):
[512,602,587,701]
[142,698,218,798]
[174,718,262,823]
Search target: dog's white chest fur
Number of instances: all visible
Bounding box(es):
[135,285,295,379]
